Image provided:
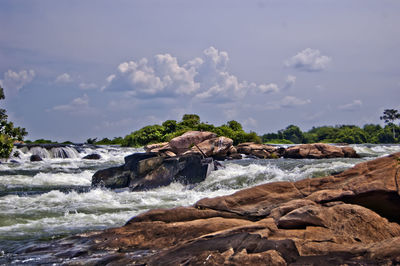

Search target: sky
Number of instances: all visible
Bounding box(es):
[1,0,399,142]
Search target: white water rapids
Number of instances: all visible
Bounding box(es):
[0,144,399,260]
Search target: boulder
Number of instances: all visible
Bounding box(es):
[169,131,217,155]
[76,152,400,265]
[82,153,101,160]
[144,142,170,153]
[236,142,282,159]
[92,152,214,191]
[284,143,359,159]
[189,136,233,159]
[30,154,43,162]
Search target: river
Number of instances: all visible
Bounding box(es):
[0,144,399,264]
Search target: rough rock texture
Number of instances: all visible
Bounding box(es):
[92,152,214,190]
[52,152,400,265]
[236,142,283,159]
[284,143,359,159]
[188,136,234,159]
[169,131,217,154]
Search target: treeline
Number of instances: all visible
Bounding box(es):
[262,124,400,144]
[119,114,261,147]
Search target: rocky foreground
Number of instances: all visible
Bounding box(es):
[20,152,400,265]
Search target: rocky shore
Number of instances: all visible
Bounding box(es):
[17,151,400,265]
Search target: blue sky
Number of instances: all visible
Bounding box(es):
[1,0,399,142]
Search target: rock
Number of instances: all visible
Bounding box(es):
[144,142,169,153]
[82,153,101,160]
[30,154,42,162]
[284,143,359,159]
[189,136,233,159]
[92,152,214,191]
[91,165,130,188]
[236,142,282,159]
[169,131,217,155]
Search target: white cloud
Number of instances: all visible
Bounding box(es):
[0,69,35,92]
[104,46,280,101]
[283,75,296,90]
[280,96,311,108]
[338,99,362,111]
[285,48,331,72]
[79,82,97,90]
[55,73,73,83]
[53,94,95,114]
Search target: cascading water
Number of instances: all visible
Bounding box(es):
[0,144,399,264]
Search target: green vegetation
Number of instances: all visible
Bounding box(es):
[121,114,261,147]
[0,86,28,158]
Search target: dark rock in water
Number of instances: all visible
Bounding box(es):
[82,153,101,160]
[92,165,130,189]
[91,153,214,191]
[30,155,43,162]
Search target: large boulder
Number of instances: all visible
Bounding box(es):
[76,152,400,265]
[188,136,233,159]
[91,152,214,191]
[284,143,359,159]
[169,131,217,155]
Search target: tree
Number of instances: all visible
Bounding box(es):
[380,109,400,139]
[0,86,28,158]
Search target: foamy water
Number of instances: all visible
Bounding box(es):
[0,144,399,261]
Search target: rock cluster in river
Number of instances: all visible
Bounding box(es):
[62,152,400,265]
[146,131,359,160]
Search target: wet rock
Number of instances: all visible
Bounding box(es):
[188,136,233,159]
[236,142,282,159]
[284,143,359,159]
[30,154,43,162]
[92,152,214,191]
[82,153,101,160]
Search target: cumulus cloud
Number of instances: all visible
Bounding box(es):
[53,94,95,114]
[283,75,296,90]
[79,82,97,90]
[0,69,35,92]
[104,46,280,101]
[55,73,73,83]
[285,48,331,72]
[338,99,362,111]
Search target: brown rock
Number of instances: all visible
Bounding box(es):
[236,142,281,159]
[284,143,358,159]
[169,131,217,154]
[144,142,169,153]
[189,136,233,158]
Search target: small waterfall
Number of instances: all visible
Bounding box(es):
[30,147,51,159]
[50,147,79,159]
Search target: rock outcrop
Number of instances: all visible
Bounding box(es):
[144,131,358,160]
[82,153,101,160]
[72,152,400,265]
[284,143,359,159]
[236,142,284,159]
[92,152,215,190]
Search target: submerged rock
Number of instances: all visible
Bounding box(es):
[91,152,215,191]
[79,152,400,265]
[82,153,101,160]
[30,154,42,162]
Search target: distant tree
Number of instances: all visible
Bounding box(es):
[86,138,97,144]
[280,125,304,143]
[226,120,243,131]
[380,109,400,139]
[0,86,28,158]
[180,114,200,128]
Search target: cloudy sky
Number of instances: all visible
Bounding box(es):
[1,0,399,142]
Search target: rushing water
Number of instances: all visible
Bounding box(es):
[0,144,399,263]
